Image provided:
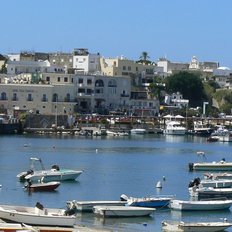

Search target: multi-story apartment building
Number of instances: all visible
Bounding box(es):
[0,72,131,115]
[73,48,100,74]
[100,56,159,116]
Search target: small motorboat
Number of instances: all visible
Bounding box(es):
[204,172,232,180]
[17,157,83,182]
[24,180,60,192]
[66,200,126,212]
[0,202,76,227]
[169,199,232,211]
[121,194,173,208]
[189,158,232,171]
[93,205,155,217]
[190,186,232,199]
[188,177,232,188]
[162,220,232,232]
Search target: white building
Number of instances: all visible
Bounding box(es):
[73,48,100,74]
[6,60,65,75]
[213,67,232,88]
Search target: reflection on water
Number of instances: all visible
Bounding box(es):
[1,134,232,231]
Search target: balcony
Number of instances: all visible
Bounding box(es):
[121,94,130,97]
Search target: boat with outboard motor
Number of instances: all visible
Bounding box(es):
[0,202,76,227]
[17,157,83,182]
[121,194,173,208]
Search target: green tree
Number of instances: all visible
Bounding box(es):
[137,51,152,65]
[165,71,207,107]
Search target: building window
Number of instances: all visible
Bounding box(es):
[78,78,83,84]
[42,94,47,102]
[123,66,126,70]
[65,93,70,102]
[46,76,50,82]
[78,89,85,93]
[71,78,74,83]
[27,94,33,101]
[87,79,92,85]
[52,93,58,102]
[64,77,68,82]
[128,66,131,71]
[95,79,104,87]
[1,92,7,100]
[57,77,60,82]
[86,89,92,95]
[12,93,17,101]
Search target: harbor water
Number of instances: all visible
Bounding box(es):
[0,133,232,231]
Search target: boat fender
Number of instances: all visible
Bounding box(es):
[189,163,194,171]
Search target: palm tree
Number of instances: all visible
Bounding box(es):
[137,51,152,65]
[140,51,150,61]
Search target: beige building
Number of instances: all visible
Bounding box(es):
[100,56,156,86]
[0,72,131,115]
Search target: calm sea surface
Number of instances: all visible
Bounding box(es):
[0,133,232,231]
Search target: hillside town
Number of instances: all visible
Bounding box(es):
[0,49,231,133]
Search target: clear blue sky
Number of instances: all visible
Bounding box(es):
[1,0,232,67]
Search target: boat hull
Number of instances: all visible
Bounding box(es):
[93,206,155,217]
[127,197,171,208]
[26,181,60,191]
[25,170,83,182]
[169,199,232,211]
[189,162,232,171]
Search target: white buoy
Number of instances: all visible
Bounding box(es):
[96,149,98,153]
[156,181,162,188]
[0,185,2,188]
[163,176,166,181]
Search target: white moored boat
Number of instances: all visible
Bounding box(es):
[204,172,232,180]
[66,200,126,212]
[189,159,232,171]
[0,203,76,227]
[169,199,232,211]
[163,121,186,135]
[93,205,155,217]
[130,128,147,134]
[162,220,232,232]
[188,177,232,188]
[17,157,83,182]
[189,186,232,199]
